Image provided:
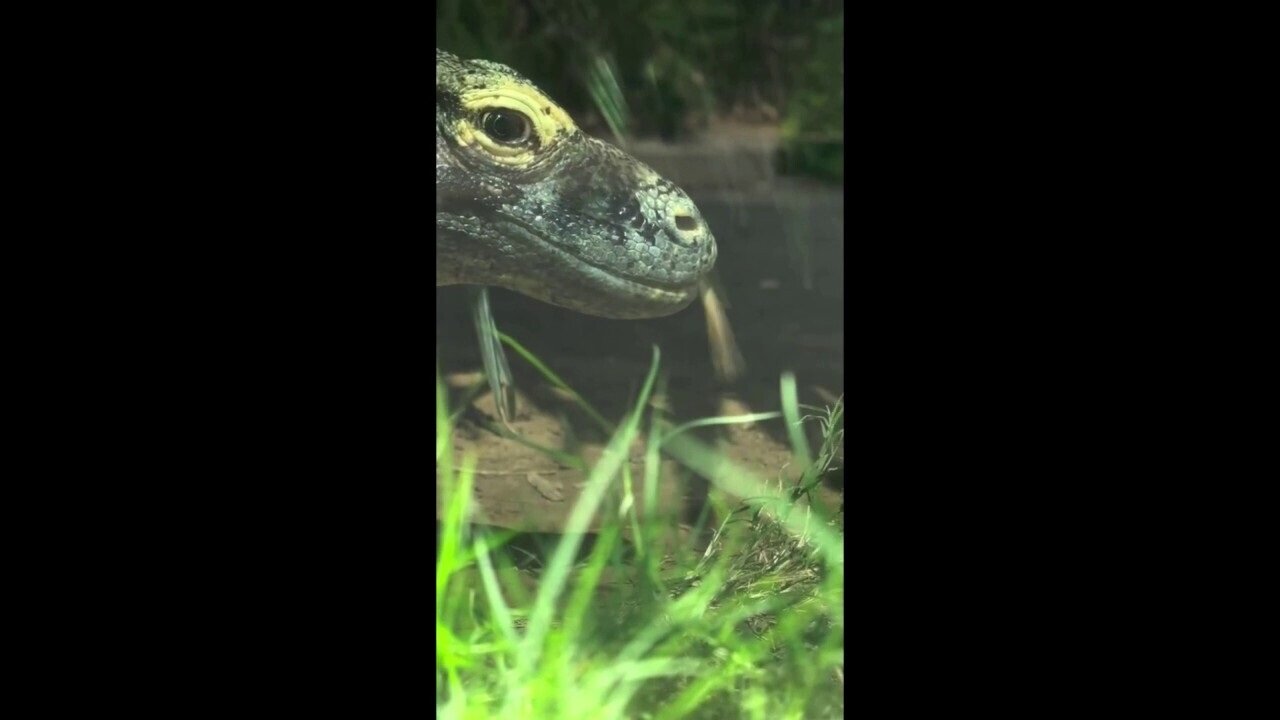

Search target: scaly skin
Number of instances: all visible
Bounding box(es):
[436,49,717,319]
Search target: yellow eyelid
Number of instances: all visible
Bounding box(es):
[454,118,532,165]
[460,83,576,146]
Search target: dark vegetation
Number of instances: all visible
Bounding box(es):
[436,0,843,182]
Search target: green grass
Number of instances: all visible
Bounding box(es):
[436,340,845,719]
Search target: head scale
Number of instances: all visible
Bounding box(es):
[436,49,717,319]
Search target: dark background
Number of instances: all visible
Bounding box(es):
[437,0,843,182]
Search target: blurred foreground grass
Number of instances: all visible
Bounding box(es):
[437,340,845,719]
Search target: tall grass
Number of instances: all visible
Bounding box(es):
[436,339,844,718]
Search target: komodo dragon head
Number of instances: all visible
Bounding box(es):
[436,49,718,319]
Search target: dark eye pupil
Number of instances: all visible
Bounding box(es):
[483,111,528,143]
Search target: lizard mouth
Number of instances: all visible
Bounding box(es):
[501,217,701,294]
[496,219,701,316]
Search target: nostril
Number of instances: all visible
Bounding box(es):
[674,214,699,232]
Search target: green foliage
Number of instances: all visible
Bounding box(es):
[777,11,843,183]
[436,337,845,718]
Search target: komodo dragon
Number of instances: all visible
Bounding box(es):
[436,49,718,319]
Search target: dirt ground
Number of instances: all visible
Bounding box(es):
[437,177,844,541]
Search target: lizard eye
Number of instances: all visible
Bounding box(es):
[481,109,532,145]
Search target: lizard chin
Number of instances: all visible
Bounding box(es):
[436,225,702,319]
[481,220,703,319]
